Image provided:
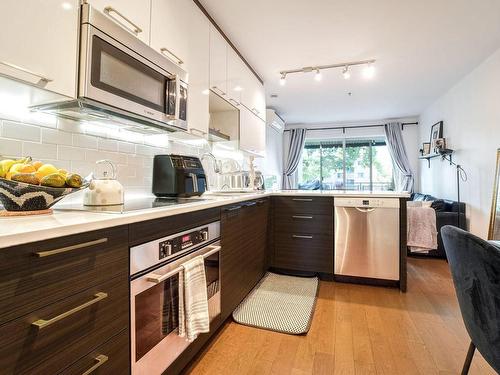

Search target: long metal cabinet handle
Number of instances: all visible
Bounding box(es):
[0,60,53,83]
[104,6,143,35]
[292,234,313,239]
[224,205,242,212]
[211,86,226,96]
[147,245,221,284]
[31,292,108,329]
[160,47,184,65]
[189,128,207,136]
[34,238,108,258]
[292,198,313,202]
[292,215,313,219]
[81,354,109,375]
[228,98,240,106]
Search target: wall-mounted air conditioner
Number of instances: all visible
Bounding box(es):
[266,109,285,133]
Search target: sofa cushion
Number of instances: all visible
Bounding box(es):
[431,199,446,212]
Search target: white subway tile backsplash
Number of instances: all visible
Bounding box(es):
[127,154,144,166]
[0,115,203,193]
[85,150,127,165]
[42,128,73,146]
[2,121,41,142]
[98,138,118,152]
[57,118,84,134]
[22,142,57,160]
[73,134,98,149]
[118,141,136,154]
[58,145,86,161]
[0,138,22,158]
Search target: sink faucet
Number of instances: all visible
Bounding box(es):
[201,152,221,174]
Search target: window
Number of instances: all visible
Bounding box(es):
[298,138,394,191]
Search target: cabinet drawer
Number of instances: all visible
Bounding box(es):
[273,233,333,274]
[0,276,128,375]
[273,196,333,215]
[274,213,332,234]
[60,330,129,375]
[0,226,128,325]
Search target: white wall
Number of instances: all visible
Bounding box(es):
[419,47,500,238]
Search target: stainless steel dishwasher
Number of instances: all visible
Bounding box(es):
[334,197,400,281]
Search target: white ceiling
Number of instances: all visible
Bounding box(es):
[199,0,500,124]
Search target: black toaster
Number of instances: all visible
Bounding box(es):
[153,155,207,197]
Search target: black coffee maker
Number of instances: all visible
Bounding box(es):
[153,155,207,197]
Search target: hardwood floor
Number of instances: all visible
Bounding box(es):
[184,258,496,375]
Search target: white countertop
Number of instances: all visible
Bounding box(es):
[0,190,409,249]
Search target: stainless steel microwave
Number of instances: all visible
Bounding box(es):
[33,3,188,132]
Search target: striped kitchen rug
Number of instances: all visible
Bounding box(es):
[232,272,319,334]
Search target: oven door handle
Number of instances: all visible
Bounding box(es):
[146,245,221,284]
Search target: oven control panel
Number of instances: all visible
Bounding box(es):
[159,227,209,260]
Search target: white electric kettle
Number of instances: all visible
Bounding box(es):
[83,160,124,206]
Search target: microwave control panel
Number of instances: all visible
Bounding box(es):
[159,227,209,260]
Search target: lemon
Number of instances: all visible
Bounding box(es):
[35,164,58,181]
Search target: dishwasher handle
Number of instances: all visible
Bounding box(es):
[354,207,376,213]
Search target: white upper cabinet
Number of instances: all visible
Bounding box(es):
[239,106,266,157]
[209,25,227,97]
[184,3,210,137]
[87,0,151,44]
[150,0,188,69]
[226,47,247,107]
[150,0,210,137]
[241,72,266,122]
[0,0,79,98]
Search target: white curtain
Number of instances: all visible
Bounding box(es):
[384,122,414,192]
[282,128,307,189]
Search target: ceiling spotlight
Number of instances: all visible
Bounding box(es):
[314,69,322,82]
[233,85,243,92]
[362,63,375,79]
[279,73,286,86]
[342,66,351,80]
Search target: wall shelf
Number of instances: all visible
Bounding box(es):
[419,149,454,168]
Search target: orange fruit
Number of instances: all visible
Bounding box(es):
[32,161,43,171]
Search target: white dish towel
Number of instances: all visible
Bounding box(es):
[178,255,210,342]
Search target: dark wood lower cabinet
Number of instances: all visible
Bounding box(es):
[59,329,129,375]
[0,275,128,375]
[271,196,334,275]
[221,198,269,319]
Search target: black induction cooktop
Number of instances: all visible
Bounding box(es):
[55,197,209,214]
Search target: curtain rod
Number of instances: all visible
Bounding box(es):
[284,122,418,133]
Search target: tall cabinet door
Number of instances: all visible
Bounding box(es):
[240,107,266,157]
[151,0,210,137]
[184,4,210,137]
[221,205,245,319]
[150,0,188,68]
[87,0,151,45]
[0,0,79,98]
[209,25,227,96]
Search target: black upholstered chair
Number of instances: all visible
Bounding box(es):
[441,226,500,374]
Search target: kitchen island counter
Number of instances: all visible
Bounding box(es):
[0,190,409,248]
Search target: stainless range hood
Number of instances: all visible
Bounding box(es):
[31,98,180,134]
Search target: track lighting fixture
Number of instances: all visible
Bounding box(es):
[279,73,286,86]
[342,66,351,80]
[278,59,375,84]
[314,69,322,81]
[362,63,375,79]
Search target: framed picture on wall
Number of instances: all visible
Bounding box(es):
[430,121,443,150]
[422,142,431,155]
